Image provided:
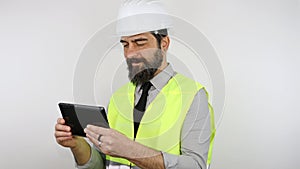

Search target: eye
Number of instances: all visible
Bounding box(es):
[136,41,146,46]
[122,43,129,48]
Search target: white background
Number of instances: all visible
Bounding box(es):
[0,0,299,168]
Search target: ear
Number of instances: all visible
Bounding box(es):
[160,36,170,52]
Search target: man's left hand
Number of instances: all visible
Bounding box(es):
[84,125,135,159]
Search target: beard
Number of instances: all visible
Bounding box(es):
[126,49,163,85]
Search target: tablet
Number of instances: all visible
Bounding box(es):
[58,102,109,137]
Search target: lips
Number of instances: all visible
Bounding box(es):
[132,61,141,64]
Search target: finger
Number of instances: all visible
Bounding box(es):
[56,136,73,142]
[55,123,71,132]
[86,133,104,151]
[54,131,72,138]
[57,117,65,124]
[86,134,98,145]
[84,127,99,140]
[86,125,109,135]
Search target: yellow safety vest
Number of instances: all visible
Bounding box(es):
[106,73,215,166]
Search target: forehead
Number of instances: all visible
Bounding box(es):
[120,32,155,41]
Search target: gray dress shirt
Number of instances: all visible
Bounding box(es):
[77,64,211,169]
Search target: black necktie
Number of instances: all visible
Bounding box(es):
[135,81,152,112]
[134,81,152,138]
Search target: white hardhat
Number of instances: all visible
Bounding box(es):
[116,0,172,37]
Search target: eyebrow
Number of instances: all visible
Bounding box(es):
[120,38,148,43]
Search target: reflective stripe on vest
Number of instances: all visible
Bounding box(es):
[106,73,215,166]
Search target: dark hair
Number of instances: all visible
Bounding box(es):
[150,29,168,48]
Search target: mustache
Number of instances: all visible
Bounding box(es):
[126,57,148,65]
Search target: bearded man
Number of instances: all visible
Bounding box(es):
[55,1,214,169]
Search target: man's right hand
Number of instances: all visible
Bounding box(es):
[54,117,91,165]
[54,117,79,148]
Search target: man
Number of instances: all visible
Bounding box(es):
[55,1,214,169]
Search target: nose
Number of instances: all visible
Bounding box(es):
[124,43,139,59]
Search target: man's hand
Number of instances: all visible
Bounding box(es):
[54,118,91,165]
[84,125,165,169]
[54,118,78,148]
[84,125,133,158]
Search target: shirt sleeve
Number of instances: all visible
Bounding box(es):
[162,88,211,169]
[76,146,105,169]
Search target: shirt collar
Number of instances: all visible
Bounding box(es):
[150,63,176,91]
[136,63,176,92]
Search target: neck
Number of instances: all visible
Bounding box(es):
[154,61,168,77]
